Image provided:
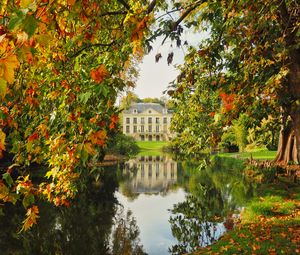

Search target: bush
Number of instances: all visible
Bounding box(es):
[107,133,139,157]
[219,131,239,152]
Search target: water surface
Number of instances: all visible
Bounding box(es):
[0,155,255,255]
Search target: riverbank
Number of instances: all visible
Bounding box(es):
[218,149,277,160]
[191,176,300,255]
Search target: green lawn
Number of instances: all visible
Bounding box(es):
[136,141,167,156]
[218,149,277,160]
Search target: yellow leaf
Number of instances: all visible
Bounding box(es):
[17,31,28,44]
[0,128,6,145]
[84,142,96,155]
[20,0,35,9]
[0,54,20,84]
[0,78,7,99]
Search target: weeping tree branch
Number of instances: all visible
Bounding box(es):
[161,0,207,45]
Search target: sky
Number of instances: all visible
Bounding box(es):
[132,31,208,99]
[134,38,185,99]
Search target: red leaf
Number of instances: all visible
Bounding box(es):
[28,132,39,142]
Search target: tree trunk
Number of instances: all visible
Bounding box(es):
[274,120,300,164]
[274,47,300,166]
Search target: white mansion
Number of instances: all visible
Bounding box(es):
[122,103,173,141]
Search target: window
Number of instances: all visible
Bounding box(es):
[155,117,160,124]
[133,117,137,124]
[148,110,152,113]
[163,117,167,124]
[148,117,152,124]
[148,164,152,177]
[126,117,130,124]
[126,126,130,133]
[156,125,159,132]
[163,164,167,177]
[148,125,152,132]
[133,126,137,133]
[141,125,144,132]
[141,117,145,124]
[141,164,144,178]
[156,164,159,178]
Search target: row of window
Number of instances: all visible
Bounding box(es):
[126,117,169,124]
[140,163,175,179]
[125,125,167,133]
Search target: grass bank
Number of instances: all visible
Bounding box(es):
[218,149,277,160]
[136,141,167,156]
[191,177,300,255]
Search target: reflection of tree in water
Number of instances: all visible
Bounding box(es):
[169,157,256,255]
[111,207,147,255]
[0,168,146,255]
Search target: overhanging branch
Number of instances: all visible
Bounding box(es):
[161,0,207,45]
[147,0,156,14]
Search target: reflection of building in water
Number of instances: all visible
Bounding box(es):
[124,155,177,194]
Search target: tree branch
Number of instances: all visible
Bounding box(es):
[99,10,127,18]
[147,0,156,14]
[69,41,116,59]
[117,0,130,10]
[161,0,206,45]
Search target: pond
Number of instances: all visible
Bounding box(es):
[0,155,256,255]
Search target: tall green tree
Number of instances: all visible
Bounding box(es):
[153,0,299,164]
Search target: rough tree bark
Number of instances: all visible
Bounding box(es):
[274,1,300,166]
[274,48,300,166]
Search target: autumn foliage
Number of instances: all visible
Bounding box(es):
[0,0,152,230]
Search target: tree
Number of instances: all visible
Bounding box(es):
[0,0,156,229]
[152,1,299,165]
[119,92,141,110]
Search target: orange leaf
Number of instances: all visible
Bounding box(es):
[67,0,76,6]
[89,130,107,146]
[90,65,109,84]
[20,205,39,232]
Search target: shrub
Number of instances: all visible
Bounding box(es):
[107,133,139,157]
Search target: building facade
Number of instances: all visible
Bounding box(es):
[122,103,173,141]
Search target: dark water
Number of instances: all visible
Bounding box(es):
[0,156,255,255]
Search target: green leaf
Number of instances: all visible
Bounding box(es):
[8,11,25,31]
[23,15,38,38]
[2,173,13,188]
[22,193,35,209]
[80,147,89,166]
[0,78,7,99]
[79,92,92,104]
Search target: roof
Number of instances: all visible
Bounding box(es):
[124,103,172,114]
